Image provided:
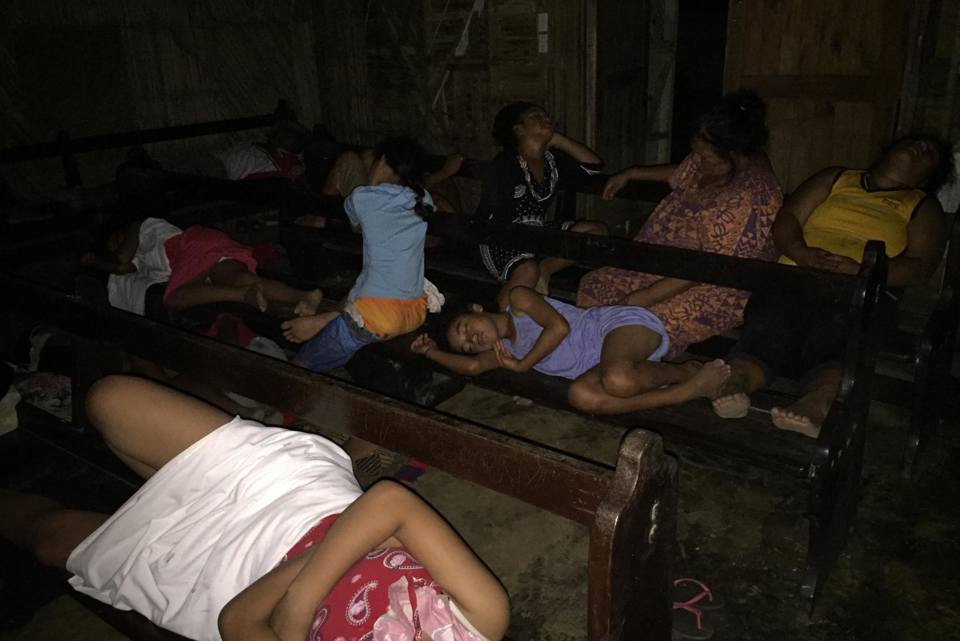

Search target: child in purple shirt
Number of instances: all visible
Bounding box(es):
[411,287,730,414]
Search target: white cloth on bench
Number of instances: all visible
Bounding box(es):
[107,217,181,315]
[66,417,362,641]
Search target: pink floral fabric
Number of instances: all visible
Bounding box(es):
[577,154,782,356]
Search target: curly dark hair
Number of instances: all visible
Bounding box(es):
[491,101,543,151]
[696,90,769,158]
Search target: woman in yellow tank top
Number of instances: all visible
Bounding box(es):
[712,135,954,437]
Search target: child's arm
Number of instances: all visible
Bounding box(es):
[221,480,509,641]
[411,334,501,376]
[500,287,569,372]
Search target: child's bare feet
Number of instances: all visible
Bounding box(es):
[712,393,751,419]
[711,368,752,418]
[282,310,338,343]
[244,283,268,312]
[294,289,323,317]
[681,359,731,399]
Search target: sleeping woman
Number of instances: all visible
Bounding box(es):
[0,376,509,641]
[410,286,730,414]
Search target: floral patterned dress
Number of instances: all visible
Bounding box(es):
[576,154,782,357]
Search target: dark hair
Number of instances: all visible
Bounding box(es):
[492,101,542,151]
[374,136,435,218]
[873,133,956,193]
[696,90,769,158]
[91,214,134,260]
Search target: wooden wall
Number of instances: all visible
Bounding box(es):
[725,0,914,192]
[1,0,322,193]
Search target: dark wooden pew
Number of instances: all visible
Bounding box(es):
[279,169,960,480]
[282,215,888,609]
[2,272,677,641]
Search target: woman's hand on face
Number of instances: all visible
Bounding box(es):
[602,170,632,200]
[410,333,437,355]
[493,342,526,372]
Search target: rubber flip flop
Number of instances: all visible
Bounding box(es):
[673,577,725,611]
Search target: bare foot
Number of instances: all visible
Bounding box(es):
[771,394,832,438]
[282,310,338,343]
[712,393,751,419]
[682,359,731,399]
[294,289,323,317]
[711,369,752,419]
[244,283,268,312]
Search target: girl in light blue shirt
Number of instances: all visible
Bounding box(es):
[283,137,434,372]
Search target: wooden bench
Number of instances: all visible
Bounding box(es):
[2,271,677,641]
[279,166,960,480]
[279,211,889,609]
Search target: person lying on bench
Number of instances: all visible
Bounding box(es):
[82,217,323,317]
[411,286,730,414]
[712,134,954,436]
[477,102,608,308]
[0,376,510,641]
[578,90,782,359]
[283,137,435,372]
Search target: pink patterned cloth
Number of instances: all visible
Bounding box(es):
[577,154,782,357]
[282,515,488,641]
[162,226,258,302]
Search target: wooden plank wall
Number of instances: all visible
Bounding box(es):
[725,0,913,192]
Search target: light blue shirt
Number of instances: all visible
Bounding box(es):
[345,184,431,301]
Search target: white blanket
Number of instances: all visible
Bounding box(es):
[107,217,182,315]
[67,418,362,641]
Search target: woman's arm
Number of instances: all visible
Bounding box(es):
[411,334,502,376]
[888,198,946,288]
[251,481,510,641]
[425,153,465,187]
[601,164,678,199]
[773,166,849,269]
[502,287,569,372]
[547,132,602,165]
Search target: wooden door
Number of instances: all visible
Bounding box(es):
[724,0,913,191]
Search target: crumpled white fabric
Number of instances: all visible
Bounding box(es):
[424,278,445,313]
[373,577,490,641]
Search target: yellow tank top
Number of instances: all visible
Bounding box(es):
[780,169,925,265]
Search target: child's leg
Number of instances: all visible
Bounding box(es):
[207,260,323,315]
[497,259,540,310]
[567,325,730,414]
[282,310,340,343]
[0,490,109,568]
[167,260,322,314]
[537,220,608,293]
[711,357,766,418]
[85,375,231,478]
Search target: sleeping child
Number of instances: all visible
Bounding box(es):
[411,286,730,414]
